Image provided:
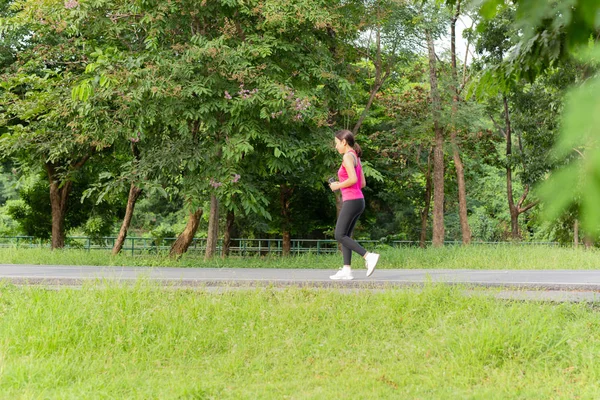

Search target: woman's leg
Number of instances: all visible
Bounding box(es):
[335,199,366,265]
[340,209,362,264]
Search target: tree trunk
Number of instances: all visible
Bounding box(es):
[509,206,520,239]
[45,162,73,249]
[169,208,203,257]
[420,148,433,248]
[223,210,235,257]
[282,231,291,256]
[574,219,579,248]
[503,95,519,239]
[432,136,445,247]
[449,0,471,245]
[113,141,143,255]
[112,183,142,255]
[452,140,471,244]
[450,2,460,78]
[499,96,539,240]
[427,30,445,247]
[48,179,71,249]
[205,194,219,259]
[281,184,293,256]
[45,154,91,249]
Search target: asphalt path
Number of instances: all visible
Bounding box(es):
[2,264,600,302]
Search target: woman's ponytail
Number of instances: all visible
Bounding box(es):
[353,143,362,158]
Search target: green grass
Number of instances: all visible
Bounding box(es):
[2,245,600,270]
[0,282,599,398]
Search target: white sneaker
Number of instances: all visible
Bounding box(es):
[365,253,379,277]
[329,268,353,280]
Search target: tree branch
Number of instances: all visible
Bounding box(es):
[489,115,506,138]
[352,80,383,135]
[233,11,246,41]
[519,200,539,214]
[461,18,476,89]
[71,148,94,170]
[573,148,585,159]
[44,162,56,183]
[516,185,530,209]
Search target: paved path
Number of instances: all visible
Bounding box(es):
[2,265,600,301]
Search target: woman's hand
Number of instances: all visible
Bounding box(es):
[329,181,340,191]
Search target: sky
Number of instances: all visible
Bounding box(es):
[437,15,475,65]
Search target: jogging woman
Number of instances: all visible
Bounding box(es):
[328,129,379,280]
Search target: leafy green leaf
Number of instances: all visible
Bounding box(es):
[479,0,505,19]
[554,75,600,159]
[537,162,580,222]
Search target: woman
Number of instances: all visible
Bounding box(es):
[329,129,379,280]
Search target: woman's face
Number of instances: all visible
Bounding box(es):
[334,137,345,154]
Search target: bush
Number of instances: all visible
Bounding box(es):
[0,203,21,236]
[469,206,504,242]
[150,224,176,246]
[83,215,115,245]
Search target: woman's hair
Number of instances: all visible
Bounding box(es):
[335,129,362,158]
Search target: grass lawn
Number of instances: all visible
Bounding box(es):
[0,282,599,398]
[1,245,600,270]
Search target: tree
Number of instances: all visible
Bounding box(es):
[72,0,359,258]
[473,6,580,239]
[6,164,124,241]
[478,0,600,237]
[0,23,101,247]
[448,0,472,244]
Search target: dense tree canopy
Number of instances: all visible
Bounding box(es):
[1,0,599,249]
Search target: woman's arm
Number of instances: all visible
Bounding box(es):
[329,153,358,191]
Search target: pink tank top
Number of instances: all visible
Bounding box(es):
[338,150,364,202]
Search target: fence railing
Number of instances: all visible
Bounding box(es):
[0,236,561,256]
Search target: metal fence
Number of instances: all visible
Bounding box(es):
[0,236,561,256]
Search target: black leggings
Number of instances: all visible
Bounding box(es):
[334,198,366,265]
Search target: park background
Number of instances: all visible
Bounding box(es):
[2,1,600,398]
[1,0,599,258]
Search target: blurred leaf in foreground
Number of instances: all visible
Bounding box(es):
[538,44,600,234]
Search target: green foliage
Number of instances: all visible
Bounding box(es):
[470,1,598,240]
[0,162,17,205]
[465,164,512,241]
[5,183,53,239]
[61,0,356,226]
[149,223,177,246]
[531,43,600,234]
[538,66,600,234]
[3,0,596,245]
[4,169,124,240]
[0,204,19,236]
[129,194,186,236]
[83,215,113,244]
[477,0,599,81]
